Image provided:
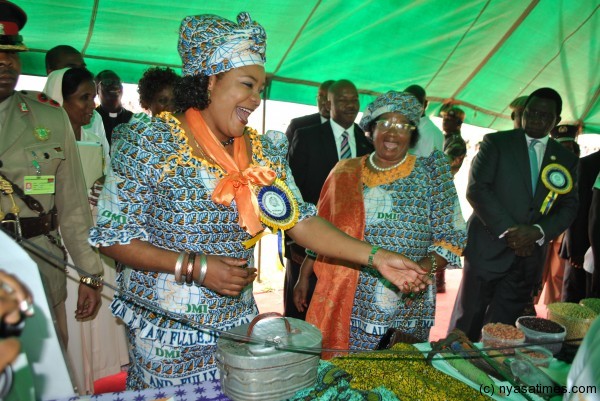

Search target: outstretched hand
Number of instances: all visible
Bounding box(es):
[374,249,431,293]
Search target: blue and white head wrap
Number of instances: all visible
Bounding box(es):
[359,91,423,132]
[178,12,266,77]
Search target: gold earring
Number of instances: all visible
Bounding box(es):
[207,90,211,100]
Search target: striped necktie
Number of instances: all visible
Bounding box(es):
[340,130,351,159]
[528,139,540,192]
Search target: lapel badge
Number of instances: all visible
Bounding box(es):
[550,155,556,161]
[33,127,51,141]
[19,102,29,113]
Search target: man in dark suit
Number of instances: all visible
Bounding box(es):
[534,124,580,305]
[289,80,373,204]
[561,148,600,301]
[448,88,579,341]
[281,79,333,319]
[284,80,334,145]
[285,79,373,319]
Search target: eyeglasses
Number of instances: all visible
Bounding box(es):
[374,119,415,133]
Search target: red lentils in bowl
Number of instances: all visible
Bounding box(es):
[482,323,525,354]
[515,346,553,368]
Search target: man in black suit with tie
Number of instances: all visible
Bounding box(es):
[284,80,334,145]
[448,88,579,341]
[561,148,600,301]
[284,79,373,319]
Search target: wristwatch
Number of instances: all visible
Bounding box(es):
[80,274,103,289]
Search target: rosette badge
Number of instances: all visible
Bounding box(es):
[242,178,299,267]
[540,163,573,215]
[256,178,299,230]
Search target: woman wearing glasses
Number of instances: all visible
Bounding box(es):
[294,91,467,354]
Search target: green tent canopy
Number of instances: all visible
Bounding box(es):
[17,0,600,133]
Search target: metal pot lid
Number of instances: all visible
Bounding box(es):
[217,313,322,358]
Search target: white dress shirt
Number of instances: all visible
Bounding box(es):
[525,133,549,245]
[525,133,548,172]
[330,119,356,159]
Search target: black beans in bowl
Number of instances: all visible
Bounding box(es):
[518,317,565,334]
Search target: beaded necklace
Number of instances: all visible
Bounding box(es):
[368,152,407,172]
[221,137,235,146]
[362,153,415,188]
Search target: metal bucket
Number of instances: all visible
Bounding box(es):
[216,312,322,401]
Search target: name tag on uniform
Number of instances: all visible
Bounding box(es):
[24,175,56,194]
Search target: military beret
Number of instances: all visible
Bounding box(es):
[509,96,528,111]
[0,0,27,51]
[550,124,579,141]
[440,106,466,121]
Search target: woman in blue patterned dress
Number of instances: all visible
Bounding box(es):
[294,91,467,354]
[89,13,431,389]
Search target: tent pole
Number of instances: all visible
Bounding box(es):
[256,78,272,283]
[80,0,100,55]
[450,0,540,100]
[262,78,271,135]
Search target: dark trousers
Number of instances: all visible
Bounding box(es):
[448,256,541,342]
[561,261,592,302]
[283,242,317,320]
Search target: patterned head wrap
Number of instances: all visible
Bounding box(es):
[359,91,423,132]
[178,12,266,77]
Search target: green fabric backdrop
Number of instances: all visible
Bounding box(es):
[16,0,600,132]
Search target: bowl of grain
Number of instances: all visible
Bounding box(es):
[481,322,525,354]
[515,346,553,368]
[516,316,566,355]
[546,302,597,343]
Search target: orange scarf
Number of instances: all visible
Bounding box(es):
[185,108,276,235]
[305,157,366,356]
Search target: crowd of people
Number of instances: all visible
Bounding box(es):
[1,0,599,396]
